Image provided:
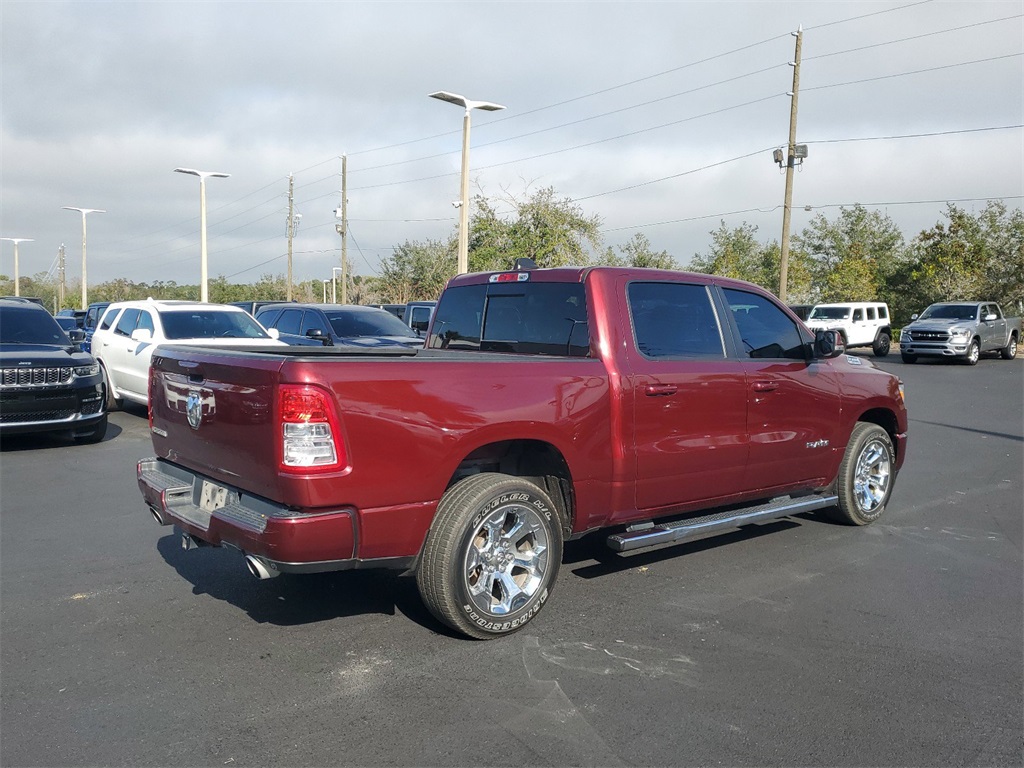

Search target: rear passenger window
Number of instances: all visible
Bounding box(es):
[137,311,155,335]
[867,307,876,321]
[628,282,724,359]
[723,289,806,360]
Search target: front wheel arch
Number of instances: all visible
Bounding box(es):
[828,422,895,526]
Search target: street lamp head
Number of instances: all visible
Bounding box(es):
[174,168,231,180]
[62,207,106,216]
[1,237,34,245]
[428,91,506,112]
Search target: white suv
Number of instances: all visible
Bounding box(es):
[804,302,892,357]
[92,300,285,409]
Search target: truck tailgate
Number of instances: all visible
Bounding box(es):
[150,345,286,501]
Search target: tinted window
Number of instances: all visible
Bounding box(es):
[137,310,155,335]
[114,308,141,337]
[0,306,69,345]
[159,310,271,340]
[300,311,330,336]
[255,308,281,328]
[428,282,589,356]
[275,309,303,335]
[878,306,888,319]
[852,309,863,322]
[723,288,806,359]
[326,309,419,339]
[628,282,724,358]
[99,307,119,331]
[866,307,876,321]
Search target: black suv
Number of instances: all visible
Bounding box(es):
[0,299,107,443]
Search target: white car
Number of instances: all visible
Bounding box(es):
[91,299,286,409]
[804,301,892,357]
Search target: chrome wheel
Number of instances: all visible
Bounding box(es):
[965,339,980,365]
[853,437,891,516]
[463,503,550,616]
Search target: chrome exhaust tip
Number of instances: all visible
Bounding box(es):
[150,506,167,526]
[244,555,280,580]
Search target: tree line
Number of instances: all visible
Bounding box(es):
[4,187,1021,328]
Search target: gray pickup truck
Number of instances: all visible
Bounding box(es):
[899,302,1020,365]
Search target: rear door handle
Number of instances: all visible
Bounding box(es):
[645,384,678,397]
[751,380,779,392]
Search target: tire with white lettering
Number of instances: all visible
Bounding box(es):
[416,473,563,639]
[829,422,895,526]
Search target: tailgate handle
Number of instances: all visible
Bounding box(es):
[645,384,678,397]
[188,374,204,384]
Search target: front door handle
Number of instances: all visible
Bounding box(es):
[751,380,779,392]
[645,384,678,397]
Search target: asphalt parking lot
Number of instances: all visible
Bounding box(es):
[1,351,1021,767]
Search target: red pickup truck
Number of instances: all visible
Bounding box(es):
[138,265,908,639]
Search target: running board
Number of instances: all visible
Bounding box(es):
[607,494,839,553]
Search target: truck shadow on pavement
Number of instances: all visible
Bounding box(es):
[564,518,805,579]
[155,534,448,634]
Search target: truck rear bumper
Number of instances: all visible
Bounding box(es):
[137,457,412,574]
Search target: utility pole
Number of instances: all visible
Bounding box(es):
[778,25,804,303]
[334,155,349,305]
[286,173,295,302]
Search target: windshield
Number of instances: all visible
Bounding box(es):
[0,307,71,345]
[808,306,850,320]
[326,309,419,339]
[159,309,272,340]
[919,304,977,321]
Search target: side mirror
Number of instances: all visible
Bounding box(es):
[815,329,845,359]
[306,328,325,338]
[984,313,997,322]
[68,329,86,344]
[910,313,919,321]
[266,328,280,340]
[131,328,153,343]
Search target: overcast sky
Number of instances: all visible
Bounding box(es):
[1,0,1021,293]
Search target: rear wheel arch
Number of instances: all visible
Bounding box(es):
[448,439,575,538]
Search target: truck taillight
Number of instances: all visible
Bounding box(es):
[278,385,346,473]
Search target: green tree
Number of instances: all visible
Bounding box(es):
[468,186,603,271]
[608,232,678,269]
[908,204,986,306]
[794,205,904,303]
[375,239,455,303]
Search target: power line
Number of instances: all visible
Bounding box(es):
[803,53,1022,93]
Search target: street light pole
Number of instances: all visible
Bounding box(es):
[322,280,330,304]
[331,266,344,304]
[0,238,33,297]
[428,91,506,275]
[174,167,230,302]
[62,207,104,308]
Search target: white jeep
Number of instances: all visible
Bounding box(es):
[804,302,892,357]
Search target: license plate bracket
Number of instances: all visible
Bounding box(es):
[199,480,228,512]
